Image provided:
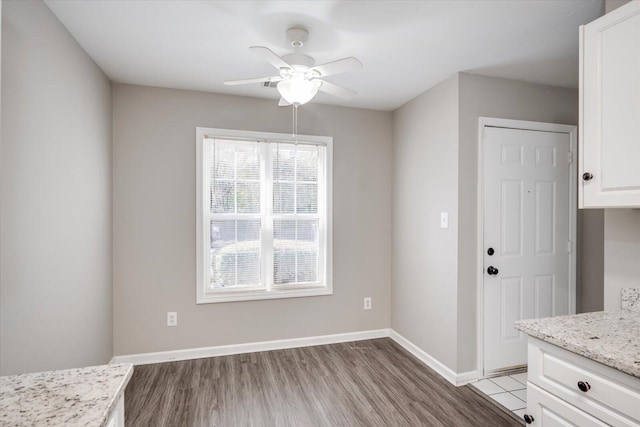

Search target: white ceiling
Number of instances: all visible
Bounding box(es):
[45,0,603,111]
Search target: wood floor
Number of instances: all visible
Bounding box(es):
[125,338,522,426]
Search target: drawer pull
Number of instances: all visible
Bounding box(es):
[577,381,591,392]
[524,414,535,424]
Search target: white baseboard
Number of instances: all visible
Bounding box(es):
[110,329,391,365]
[111,328,478,386]
[389,329,477,386]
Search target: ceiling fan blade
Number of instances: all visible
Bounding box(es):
[312,57,362,77]
[249,46,291,70]
[317,80,357,99]
[278,97,292,107]
[223,76,281,86]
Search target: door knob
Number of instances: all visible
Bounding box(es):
[523,414,534,424]
[577,381,591,392]
[487,247,495,256]
[582,172,593,181]
[487,266,499,275]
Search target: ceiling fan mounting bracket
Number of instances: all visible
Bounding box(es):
[286,27,308,48]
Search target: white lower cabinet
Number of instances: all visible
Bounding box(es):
[523,338,640,426]
[106,395,125,427]
[527,383,607,427]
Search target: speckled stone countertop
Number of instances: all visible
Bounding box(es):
[0,363,133,426]
[515,310,640,379]
[622,288,640,312]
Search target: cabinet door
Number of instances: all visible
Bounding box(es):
[526,383,608,427]
[580,1,640,208]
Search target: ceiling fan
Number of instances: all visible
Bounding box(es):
[224,27,362,106]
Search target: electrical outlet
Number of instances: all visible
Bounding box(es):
[363,297,372,310]
[167,312,177,326]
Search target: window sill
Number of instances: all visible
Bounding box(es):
[196,287,333,304]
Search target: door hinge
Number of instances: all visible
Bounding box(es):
[567,240,572,253]
[568,151,573,164]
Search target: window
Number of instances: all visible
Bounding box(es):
[196,128,333,303]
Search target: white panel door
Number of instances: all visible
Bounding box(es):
[580,1,640,208]
[483,126,571,374]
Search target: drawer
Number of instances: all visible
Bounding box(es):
[526,382,608,427]
[529,337,640,427]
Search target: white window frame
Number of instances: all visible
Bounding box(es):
[196,127,333,304]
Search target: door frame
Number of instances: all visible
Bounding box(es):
[475,117,577,379]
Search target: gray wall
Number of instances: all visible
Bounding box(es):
[1,0,113,375]
[605,0,631,13]
[577,210,604,312]
[603,209,640,310]
[391,75,460,371]
[391,72,601,374]
[112,84,392,356]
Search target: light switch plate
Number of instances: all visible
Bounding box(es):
[440,212,449,229]
[167,312,177,326]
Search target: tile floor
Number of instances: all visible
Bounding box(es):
[471,372,528,420]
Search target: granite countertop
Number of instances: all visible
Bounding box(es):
[0,363,133,427]
[515,310,640,379]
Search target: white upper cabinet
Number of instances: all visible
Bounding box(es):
[580,1,640,208]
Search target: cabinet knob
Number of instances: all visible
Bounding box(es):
[577,381,591,392]
[582,172,594,181]
[524,414,535,424]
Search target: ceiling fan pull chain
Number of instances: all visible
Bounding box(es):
[294,105,299,142]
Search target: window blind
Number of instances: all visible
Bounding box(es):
[205,137,326,293]
[209,141,262,289]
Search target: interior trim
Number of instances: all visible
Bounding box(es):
[389,330,478,386]
[110,328,477,386]
[110,329,391,366]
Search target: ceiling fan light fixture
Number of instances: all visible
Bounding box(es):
[277,78,320,105]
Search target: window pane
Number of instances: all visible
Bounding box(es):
[237,252,260,285]
[274,219,296,249]
[296,183,317,214]
[210,219,261,289]
[274,251,296,285]
[296,149,318,182]
[212,181,235,213]
[274,219,295,285]
[297,220,318,243]
[273,147,295,181]
[297,220,318,283]
[236,145,260,180]
[273,182,294,214]
[211,141,260,214]
[297,251,318,283]
[213,144,235,179]
[236,182,260,213]
[273,219,318,285]
[210,220,236,288]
